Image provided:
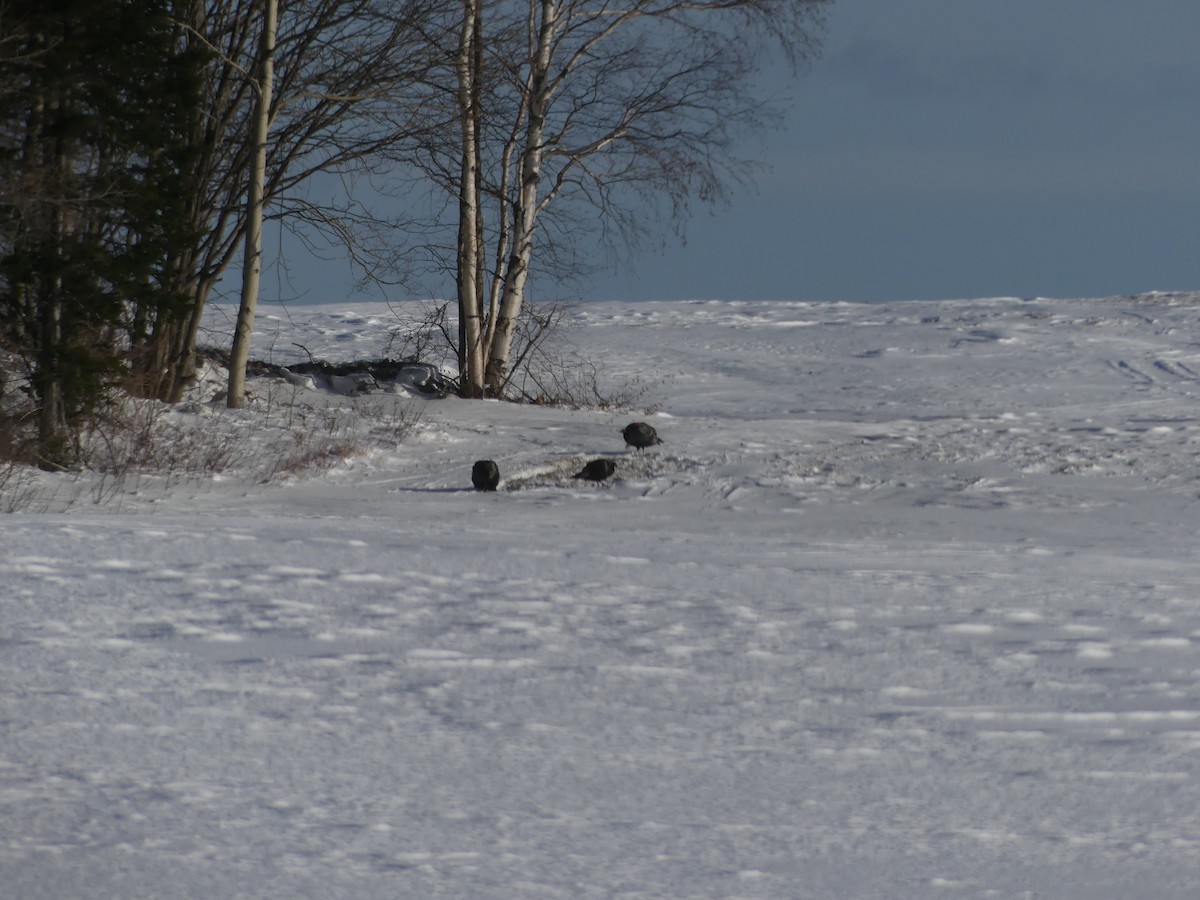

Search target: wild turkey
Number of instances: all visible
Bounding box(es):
[572,458,617,482]
[471,459,500,491]
[621,421,662,452]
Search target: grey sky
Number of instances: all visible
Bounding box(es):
[588,0,1200,302]
[261,0,1200,304]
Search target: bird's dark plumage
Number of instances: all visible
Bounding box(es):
[472,459,500,491]
[622,421,662,451]
[572,458,617,482]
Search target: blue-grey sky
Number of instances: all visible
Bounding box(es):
[589,0,1200,302]
[261,0,1200,304]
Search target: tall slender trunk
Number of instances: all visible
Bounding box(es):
[165,274,214,402]
[164,0,213,405]
[485,0,556,396]
[471,1,487,367]
[36,290,67,467]
[127,0,210,404]
[482,94,523,367]
[36,84,69,467]
[227,0,277,409]
[137,256,214,404]
[455,0,485,397]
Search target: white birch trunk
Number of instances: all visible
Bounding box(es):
[456,0,485,397]
[485,0,557,395]
[482,100,523,367]
[227,0,276,409]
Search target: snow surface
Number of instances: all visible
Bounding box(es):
[4,293,1200,898]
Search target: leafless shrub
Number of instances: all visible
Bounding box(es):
[505,301,661,411]
[387,297,660,409]
[1,345,426,510]
[265,437,363,482]
[0,350,44,468]
[77,394,248,498]
[381,300,459,370]
[0,458,42,513]
[0,408,37,467]
[249,382,423,483]
[358,395,425,449]
[0,359,64,510]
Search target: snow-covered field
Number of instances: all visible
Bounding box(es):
[4,293,1200,898]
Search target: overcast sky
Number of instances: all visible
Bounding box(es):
[589,0,1200,302]
[261,0,1200,304]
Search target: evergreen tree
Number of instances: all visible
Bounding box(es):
[0,0,201,466]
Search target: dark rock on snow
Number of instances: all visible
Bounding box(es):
[196,346,450,397]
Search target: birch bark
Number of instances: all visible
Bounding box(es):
[227,0,277,409]
[455,0,486,397]
[484,0,557,395]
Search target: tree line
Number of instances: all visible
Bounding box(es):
[1,0,828,468]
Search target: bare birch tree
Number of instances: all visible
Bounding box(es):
[226,0,277,408]
[397,0,828,397]
[131,0,445,403]
[454,0,487,396]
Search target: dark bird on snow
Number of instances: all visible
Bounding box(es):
[621,421,662,452]
[471,459,500,491]
[572,458,617,483]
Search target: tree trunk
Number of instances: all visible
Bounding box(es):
[125,0,210,404]
[133,267,214,404]
[36,83,70,468]
[227,0,277,409]
[36,289,68,469]
[455,0,485,397]
[485,0,555,396]
[164,275,214,402]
